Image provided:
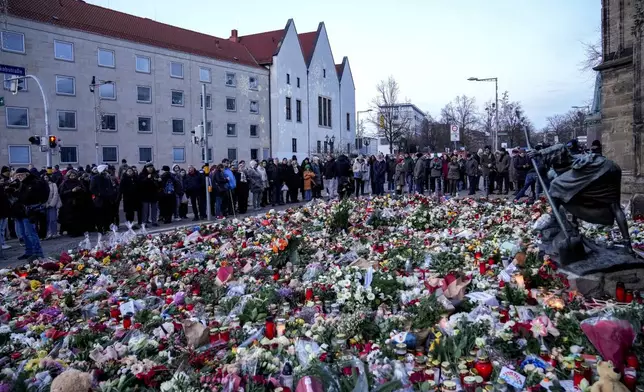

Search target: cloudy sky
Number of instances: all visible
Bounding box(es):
[88,0,600,129]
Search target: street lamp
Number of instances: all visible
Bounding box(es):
[90,77,114,165]
[468,76,499,151]
[356,109,373,155]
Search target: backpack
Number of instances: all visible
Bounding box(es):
[164,179,175,195]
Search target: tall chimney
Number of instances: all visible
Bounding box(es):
[230,29,239,43]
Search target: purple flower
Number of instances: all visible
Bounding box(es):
[0,383,11,392]
[278,288,293,298]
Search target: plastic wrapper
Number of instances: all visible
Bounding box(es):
[302,263,325,282]
[94,233,105,252]
[533,214,553,231]
[184,228,202,245]
[337,251,358,266]
[121,221,137,244]
[78,232,91,250]
[295,340,321,370]
[580,314,636,370]
[226,283,246,297]
[223,295,250,325]
[137,223,148,236]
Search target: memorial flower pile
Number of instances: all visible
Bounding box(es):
[0,195,642,391]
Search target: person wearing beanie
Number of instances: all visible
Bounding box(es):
[158,164,179,224]
[138,163,160,226]
[90,163,117,234]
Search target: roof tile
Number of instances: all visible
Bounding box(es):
[298,31,317,66]
[8,0,261,68]
[238,29,286,65]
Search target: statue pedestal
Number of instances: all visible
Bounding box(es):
[564,264,644,298]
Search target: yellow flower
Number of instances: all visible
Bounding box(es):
[173,273,180,279]
[136,265,142,272]
[102,256,111,265]
[77,264,85,271]
[30,280,42,290]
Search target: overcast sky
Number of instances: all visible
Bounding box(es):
[88,0,600,129]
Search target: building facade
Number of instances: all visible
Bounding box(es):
[0,0,355,168]
[377,103,427,155]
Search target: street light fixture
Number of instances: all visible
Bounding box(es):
[90,77,115,165]
[468,76,499,151]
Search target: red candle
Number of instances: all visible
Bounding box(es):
[305,287,314,302]
[623,367,637,391]
[572,369,585,387]
[626,290,634,303]
[626,353,639,370]
[110,305,121,320]
[219,327,230,342]
[487,258,495,266]
[123,313,132,329]
[479,262,486,275]
[616,282,626,302]
[209,328,220,344]
[265,317,276,339]
[498,280,505,288]
[273,272,280,281]
[499,308,509,323]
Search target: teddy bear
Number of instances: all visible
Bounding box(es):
[50,369,93,392]
[590,361,629,392]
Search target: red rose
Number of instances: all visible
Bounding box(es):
[10,352,21,360]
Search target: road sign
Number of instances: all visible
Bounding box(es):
[0,64,26,76]
[450,124,460,142]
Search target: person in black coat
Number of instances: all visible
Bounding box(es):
[212,164,229,217]
[59,170,92,236]
[90,165,117,234]
[513,149,531,194]
[184,166,206,221]
[158,166,179,224]
[278,159,291,203]
[266,159,281,206]
[386,155,396,192]
[323,156,337,198]
[234,161,250,214]
[0,181,10,259]
[119,167,140,226]
[335,154,352,198]
[285,159,301,203]
[138,163,161,226]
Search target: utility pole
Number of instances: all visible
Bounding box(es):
[10,75,51,167]
[202,84,212,220]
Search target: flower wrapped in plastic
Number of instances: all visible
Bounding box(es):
[580,314,636,370]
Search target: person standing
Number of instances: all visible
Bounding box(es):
[235,161,250,214]
[429,154,442,195]
[394,157,406,195]
[413,153,426,194]
[118,159,129,179]
[58,170,91,236]
[480,146,495,196]
[267,159,281,206]
[139,163,161,226]
[222,160,237,215]
[7,168,47,260]
[90,165,117,234]
[310,157,323,199]
[353,156,365,197]
[159,166,179,224]
[303,165,316,201]
[247,160,263,210]
[258,160,269,207]
[513,148,530,194]
[171,164,183,221]
[119,168,140,226]
[495,148,511,195]
[465,153,479,196]
[447,155,461,196]
[374,153,387,195]
[0,180,10,259]
[212,164,229,218]
[403,153,414,193]
[362,156,371,196]
[324,155,337,199]
[386,155,396,192]
[184,166,206,221]
[43,174,61,239]
[285,159,301,204]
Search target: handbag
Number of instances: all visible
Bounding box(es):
[181,194,188,204]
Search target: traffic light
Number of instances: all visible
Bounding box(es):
[9,77,25,95]
[48,136,58,149]
[28,136,41,145]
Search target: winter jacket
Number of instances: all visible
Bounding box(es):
[303,170,316,191]
[246,168,264,193]
[310,162,322,183]
[413,158,426,181]
[10,175,49,219]
[324,159,337,179]
[352,160,366,178]
[138,170,161,202]
[119,174,139,202]
[223,168,236,190]
[447,162,461,180]
[50,171,63,186]
[374,160,387,183]
[480,153,495,176]
[45,182,62,208]
[90,173,117,207]
[0,185,11,219]
[403,157,414,174]
[183,171,204,196]
[394,163,406,188]
[266,162,279,184]
[496,153,510,174]
[513,155,531,181]
[257,166,269,189]
[362,162,371,182]
[429,158,442,177]
[212,170,229,194]
[386,159,396,181]
[465,158,479,177]
[335,156,351,178]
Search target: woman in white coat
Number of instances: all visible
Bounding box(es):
[43,174,62,239]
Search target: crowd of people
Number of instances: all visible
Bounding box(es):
[0,139,602,261]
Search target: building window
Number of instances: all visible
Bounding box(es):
[285,97,292,120]
[57,110,76,130]
[199,67,211,83]
[206,121,213,136]
[292,138,297,153]
[172,147,186,163]
[347,143,351,153]
[99,83,116,100]
[4,74,28,92]
[227,148,237,161]
[249,76,258,90]
[250,124,258,137]
[55,75,75,96]
[227,123,237,137]
[97,48,115,68]
[226,97,236,111]
[317,140,322,153]
[102,146,118,163]
[297,77,300,88]
[324,141,328,153]
[200,94,212,109]
[137,86,152,103]
[138,147,153,163]
[296,99,302,122]
[318,96,332,127]
[1,31,25,53]
[323,69,326,78]
[201,148,213,162]
[135,55,151,73]
[330,142,334,153]
[138,116,152,133]
[170,61,184,78]
[225,72,236,87]
[250,148,258,160]
[54,40,74,61]
[286,73,290,85]
[172,119,184,134]
[171,90,184,106]
[101,114,117,131]
[8,145,30,164]
[60,146,78,164]
[346,113,350,131]
[6,107,29,128]
[250,100,259,114]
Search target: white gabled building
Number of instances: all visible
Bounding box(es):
[235,20,355,162]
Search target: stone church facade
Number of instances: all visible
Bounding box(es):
[596,0,644,193]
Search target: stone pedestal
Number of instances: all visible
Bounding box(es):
[565,267,644,298]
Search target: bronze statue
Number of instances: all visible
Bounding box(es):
[529,140,633,264]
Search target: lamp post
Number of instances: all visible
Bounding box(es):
[90,76,114,165]
[356,109,373,156]
[571,105,590,139]
[468,77,498,151]
[363,138,371,156]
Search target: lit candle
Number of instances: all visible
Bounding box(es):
[616,282,626,302]
[265,316,276,339]
[276,318,286,337]
[513,274,525,289]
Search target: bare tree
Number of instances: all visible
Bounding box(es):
[579,25,602,73]
[440,95,479,148]
[498,91,531,147]
[369,76,411,154]
[543,109,587,143]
